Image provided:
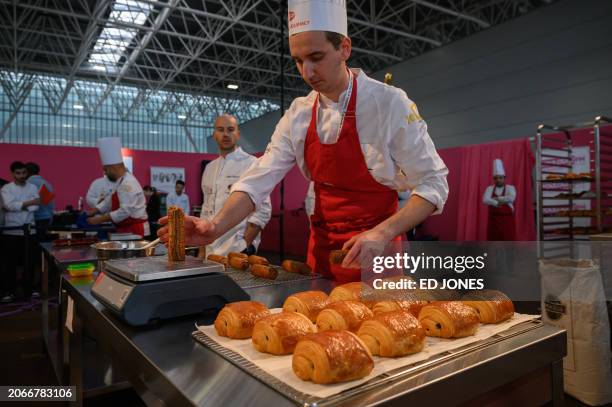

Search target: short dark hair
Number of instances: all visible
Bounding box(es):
[10,161,26,172]
[26,162,40,175]
[176,180,185,186]
[325,31,344,50]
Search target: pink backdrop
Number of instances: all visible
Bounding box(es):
[0,143,215,209]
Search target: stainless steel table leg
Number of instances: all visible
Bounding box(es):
[66,296,83,407]
[551,359,565,406]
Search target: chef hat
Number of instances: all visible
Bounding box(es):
[493,159,506,176]
[97,137,123,166]
[288,0,347,37]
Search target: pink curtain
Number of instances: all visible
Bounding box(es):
[456,138,536,241]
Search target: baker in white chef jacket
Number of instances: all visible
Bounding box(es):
[158,0,448,282]
[166,180,190,215]
[87,137,149,237]
[483,159,516,241]
[199,114,272,256]
[86,175,115,210]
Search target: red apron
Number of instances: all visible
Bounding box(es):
[304,74,400,282]
[111,182,147,237]
[487,185,515,241]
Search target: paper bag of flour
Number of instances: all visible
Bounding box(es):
[540,259,612,406]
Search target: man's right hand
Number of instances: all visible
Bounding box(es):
[157,215,217,247]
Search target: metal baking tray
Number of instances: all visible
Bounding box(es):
[192,319,543,406]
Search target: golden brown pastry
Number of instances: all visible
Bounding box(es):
[329,249,348,265]
[418,301,479,338]
[229,256,249,271]
[250,264,278,280]
[462,290,514,324]
[248,255,269,266]
[228,252,248,261]
[207,254,228,270]
[292,330,374,384]
[252,312,315,355]
[214,301,271,339]
[316,300,373,332]
[167,206,185,262]
[283,291,329,322]
[329,282,367,302]
[358,310,425,357]
[371,299,428,317]
[281,260,312,275]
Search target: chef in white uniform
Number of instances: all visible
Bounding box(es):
[87,137,149,237]
[483,159,516,240]
[200,114,272,256]
[86,175,115,209]
[166,180,190,215]
[159,0,448,281]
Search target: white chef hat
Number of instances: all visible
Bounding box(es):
[288,0,347,37]
[493,159,506,176]
[97,137,123,166]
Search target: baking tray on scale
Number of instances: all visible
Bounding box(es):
[192,316,544,406]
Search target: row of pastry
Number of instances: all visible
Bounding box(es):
[207,252,312,280]
[212,283,515,385]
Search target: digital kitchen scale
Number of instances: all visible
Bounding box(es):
[91,256,250,326]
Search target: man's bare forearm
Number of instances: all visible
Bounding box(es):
[211,191,256,239]
[374,195,435,240]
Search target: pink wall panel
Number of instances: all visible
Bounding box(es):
[0,143,216,210]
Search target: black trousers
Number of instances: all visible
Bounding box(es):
[1,234,38,297]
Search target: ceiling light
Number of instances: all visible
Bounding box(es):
[62,124,72,128]
[227,84,239,90]
[177,114,187,119]
[73,104,84,110]
[149,130,159,134]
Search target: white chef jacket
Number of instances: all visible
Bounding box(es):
[1,182,39,235]
[483,185,516,212]
[201,147,272,255]
[86,176,115,209]
[231,69,448,215]
[96,172,148,226]
[166,192,190,215]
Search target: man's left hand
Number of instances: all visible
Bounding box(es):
[341,227,391,269]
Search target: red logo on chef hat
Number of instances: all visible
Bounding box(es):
[289,10,295,21]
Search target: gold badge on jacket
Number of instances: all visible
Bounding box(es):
[406,103,422,124]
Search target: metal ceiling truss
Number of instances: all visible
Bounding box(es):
[0,0,554,138]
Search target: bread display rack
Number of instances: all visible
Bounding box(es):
[535,116,612,256]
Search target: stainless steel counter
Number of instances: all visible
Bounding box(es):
[45,245,567,406]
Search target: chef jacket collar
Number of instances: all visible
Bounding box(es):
[222,146,247,161]
[318,68,362,108]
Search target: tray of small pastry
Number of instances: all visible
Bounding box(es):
[205,253,322,289]
[192,282,540,405]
